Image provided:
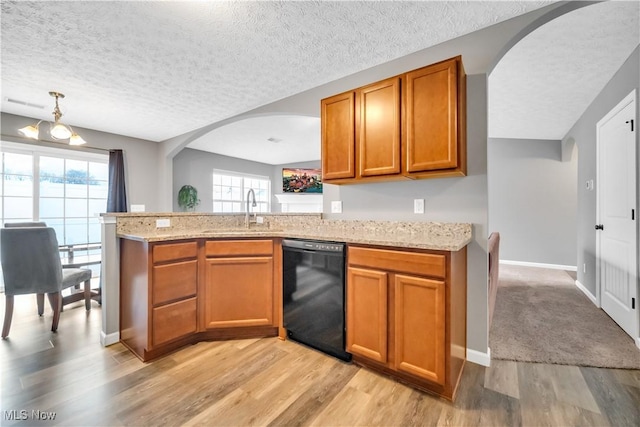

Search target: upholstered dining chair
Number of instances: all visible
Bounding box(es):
[4,222,50,315]
[1,226,93,338]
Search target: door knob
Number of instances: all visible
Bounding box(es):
[595,224,604,230]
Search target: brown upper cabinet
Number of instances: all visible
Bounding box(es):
[359,77,402,177]
[321,56,466,184]
[321,91,356,180]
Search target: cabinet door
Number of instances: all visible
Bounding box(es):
[346,267,388,363]
[204,257,273,328]
[321,91,356,180]
[405,58,459,172]
[394,274,445,385]
[359,77,401,177]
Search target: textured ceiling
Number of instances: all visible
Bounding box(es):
[1,0,551,150]
[489,0,640,140]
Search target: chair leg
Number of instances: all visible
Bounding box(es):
[2,295,14,339]
[37,293,45,316]
[84,279,92,311]
[47,292,61,333]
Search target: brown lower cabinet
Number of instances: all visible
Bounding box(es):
[203,240,274,329]
[120,237,280,362]
[346,245,467,400]
[120,236,466,400]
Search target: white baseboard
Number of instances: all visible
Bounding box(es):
[575,280,599,307]
[500,260,577,271]
[467,347,491,367]
[101,331,120,347]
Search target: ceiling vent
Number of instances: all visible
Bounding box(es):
[6,98,45,109]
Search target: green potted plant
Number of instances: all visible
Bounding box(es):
[178,185,200,211]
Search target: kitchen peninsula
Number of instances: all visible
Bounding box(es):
[102,212,471,400]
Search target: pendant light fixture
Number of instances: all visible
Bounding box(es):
[18,91,87,145]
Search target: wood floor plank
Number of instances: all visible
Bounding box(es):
[484,359,520,399]
[266,354,359,427]
[3,294,640,427]
[117,340,288,426]
[307,385,372,426]
[399,389,445,426]
[547,364,601,414]
[357,381,414,426]
[614,368,640,389]
[5,356,145,417]
[581,366,640,427]
[517,362,563,427]
[198,343,335,426]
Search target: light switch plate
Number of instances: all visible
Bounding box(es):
[156,218,170,228]
[256,216,264,224]
[331,201,343,213]
[414,199,425,214]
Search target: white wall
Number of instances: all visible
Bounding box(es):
[172,148,274,212]
[488,138,578,267]
[173,149,321,213]
[564,47,639,297]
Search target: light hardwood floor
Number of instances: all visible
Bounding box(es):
[1,294,639,426]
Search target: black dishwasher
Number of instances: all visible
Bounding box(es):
[282,239,351,362]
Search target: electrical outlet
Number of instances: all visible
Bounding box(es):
[583,263,586,274]
[256,216,264,224]
[156,218,170,228]
[130,204,145,212]
[414,199,425,214]
[331,201,343,213]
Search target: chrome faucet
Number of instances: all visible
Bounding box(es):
[245,188,257,228]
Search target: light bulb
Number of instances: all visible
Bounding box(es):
[69,133,87,146]
[18,124,40,139]
[50,122,72,140]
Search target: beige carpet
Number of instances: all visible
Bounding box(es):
[490,264,640,369]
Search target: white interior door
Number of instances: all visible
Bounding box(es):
[597,91,637,340]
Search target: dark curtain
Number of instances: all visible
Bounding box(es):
[107,149,128,212]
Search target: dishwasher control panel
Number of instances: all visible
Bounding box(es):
[282,239,345,253]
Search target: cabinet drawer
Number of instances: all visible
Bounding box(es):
[153,241,198,263]
[348,246,446,279]
[152,260,197,305]
[152,297,197,347]
[206,239,273,257]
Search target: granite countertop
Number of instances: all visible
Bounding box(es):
[117,220,472,252]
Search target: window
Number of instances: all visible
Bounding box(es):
[0,143,108,244]
[213,170,271,213]
[39,156,108,245]
[1,151,33,222]
[0,142,108,288]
